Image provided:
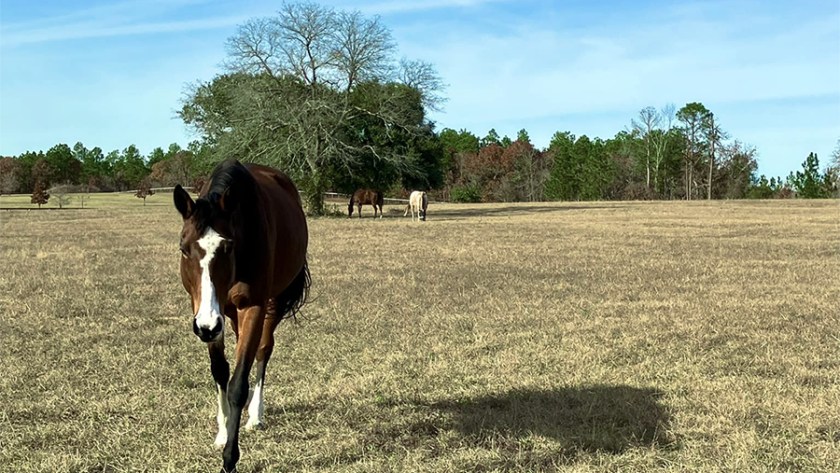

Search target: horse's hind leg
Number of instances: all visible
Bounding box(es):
[245,301,281,430]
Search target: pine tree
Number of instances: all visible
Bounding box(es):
[791,153,827,198]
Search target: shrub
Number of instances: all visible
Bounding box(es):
[451,183,482,203]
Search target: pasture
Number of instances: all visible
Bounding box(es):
[1,197,838,472]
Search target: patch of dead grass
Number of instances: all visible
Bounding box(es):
[1,199,838,472]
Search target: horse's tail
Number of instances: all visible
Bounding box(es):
[275,260,311,321]
[348,192,355,215]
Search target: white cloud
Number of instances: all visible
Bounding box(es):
[356,0,511,15]
[416,4,839,130]
[2,16,246,46]
[0,0,242,47]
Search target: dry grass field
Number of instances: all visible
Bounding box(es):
[0,192,176,209]
[1,197,838,472]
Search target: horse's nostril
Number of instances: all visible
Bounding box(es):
[193,319,222,341]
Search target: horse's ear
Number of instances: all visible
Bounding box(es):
[173,184,194,219]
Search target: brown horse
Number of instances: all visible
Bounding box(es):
[348,189,384,219]
[173,159,310,473]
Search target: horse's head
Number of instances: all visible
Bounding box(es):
[174,184,236,343]
[419,208,426,221]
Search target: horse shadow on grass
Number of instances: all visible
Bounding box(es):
[269,384,676,470]
[431,385,674,451]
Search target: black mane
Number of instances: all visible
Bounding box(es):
[191,159,257,236]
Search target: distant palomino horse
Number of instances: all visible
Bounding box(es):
[348,189,384,219]
[173,159,310,473]
[404,190,429,221]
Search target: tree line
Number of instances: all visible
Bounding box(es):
[1,2,837,209]
[440,114,839,203]
[0,141,213,195]
[3,112,835,206]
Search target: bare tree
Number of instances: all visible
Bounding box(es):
[511,144,550,202]
[0,157,22,195]
[50,184,74,209]
[186,1,445,214]
[650,104,676,194]
[717,140,757,199]
[631,106,661,190]
[826,138,840,197]
[398,58,448,112]
[704,112,728,200]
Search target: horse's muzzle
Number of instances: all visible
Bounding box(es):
[193,318,223,342]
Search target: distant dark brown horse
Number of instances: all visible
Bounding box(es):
[348,189,384,219]
[173,159,310,473]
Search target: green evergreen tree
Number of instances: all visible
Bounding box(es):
[791,152,828,198]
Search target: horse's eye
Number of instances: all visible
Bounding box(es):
[180,244,190,258]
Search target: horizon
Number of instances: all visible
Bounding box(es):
[1,0,838,178]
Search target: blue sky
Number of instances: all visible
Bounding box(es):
[1,0,838,178]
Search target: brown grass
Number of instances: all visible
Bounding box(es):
[1,198,838,472]
[0,192,176,209]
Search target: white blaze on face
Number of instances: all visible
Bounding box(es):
[195,228,226,338]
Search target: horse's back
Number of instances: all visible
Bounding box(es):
[243,163,308,294]
[352,188,383,206]
[244,163,299,201]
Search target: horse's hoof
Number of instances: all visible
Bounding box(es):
[244,419,265,431]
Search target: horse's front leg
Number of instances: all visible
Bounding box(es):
[208,339,230,448]
[221,304,265,473]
